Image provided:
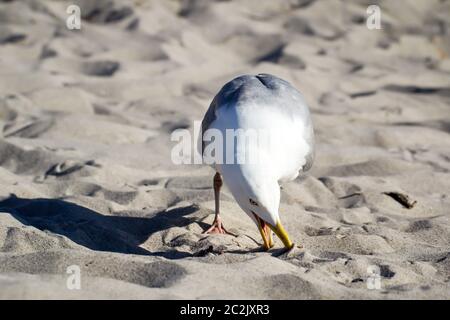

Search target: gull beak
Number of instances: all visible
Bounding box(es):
[252,212,294,250]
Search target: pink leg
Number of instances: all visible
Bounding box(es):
[203,173,232,235]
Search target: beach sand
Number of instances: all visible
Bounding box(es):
[0,0,449,299]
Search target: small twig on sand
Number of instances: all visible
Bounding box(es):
[383,192,417,209]
[338,192,362,199]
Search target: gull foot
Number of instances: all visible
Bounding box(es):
[203,216,234,235]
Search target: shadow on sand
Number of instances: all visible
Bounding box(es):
[0,194,207,259]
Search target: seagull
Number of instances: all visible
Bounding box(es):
[199,74,314,250]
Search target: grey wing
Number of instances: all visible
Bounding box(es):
[199,96,218,155]
[199,75,251,155]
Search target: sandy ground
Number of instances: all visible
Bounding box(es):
[0,0,449,299]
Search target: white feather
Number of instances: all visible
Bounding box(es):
[208,100,312,226]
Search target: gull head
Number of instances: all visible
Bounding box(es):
[221,163,294,250]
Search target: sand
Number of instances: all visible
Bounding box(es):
[0,0,449,299]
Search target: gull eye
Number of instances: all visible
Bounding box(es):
[249,198,258,206]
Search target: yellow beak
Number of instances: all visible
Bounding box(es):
[252,212,294,250]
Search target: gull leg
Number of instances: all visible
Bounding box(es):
[203,172,232,234]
